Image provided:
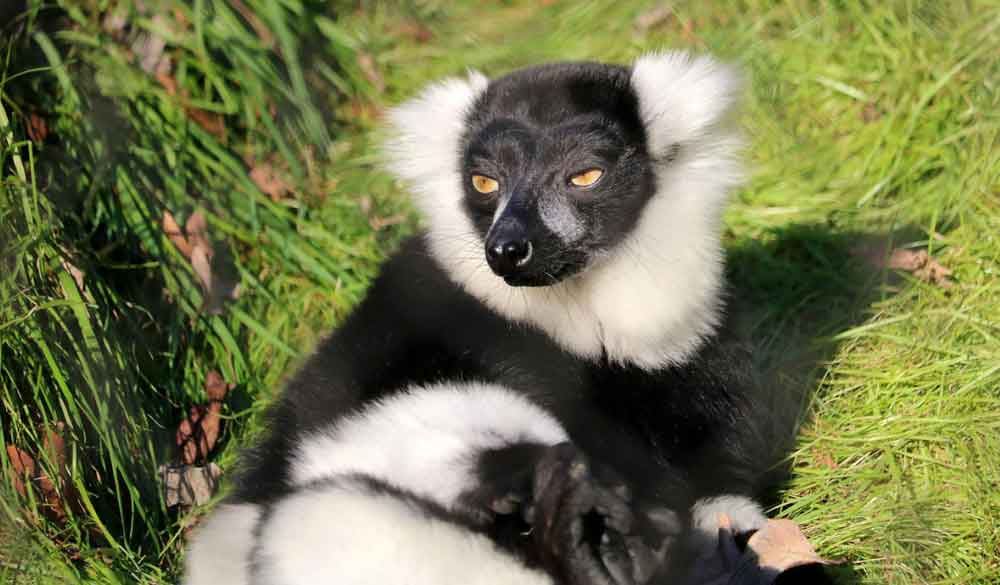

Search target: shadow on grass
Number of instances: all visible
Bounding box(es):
[723,223,921,585]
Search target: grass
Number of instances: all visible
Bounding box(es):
[1,0,998,583]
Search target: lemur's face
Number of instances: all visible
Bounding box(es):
[460,64,656,286]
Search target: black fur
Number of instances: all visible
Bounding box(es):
[227,60,783,583]
[231,237,771,531]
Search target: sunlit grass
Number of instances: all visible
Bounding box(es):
[1,0,998,583]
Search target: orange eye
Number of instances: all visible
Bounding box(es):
[569,169,604,188]
[471,175,499,194]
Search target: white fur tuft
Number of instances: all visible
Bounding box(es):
[386,53,745,370]
[183,502,261,585]
[630,52,744,157]
[290,382,567,511]
[253,479,554,585]
[691,494,766,537]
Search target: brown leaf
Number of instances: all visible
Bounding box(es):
[249,161,291,202]
[163,211,194,258]
[357,52,385,94]
[369,213,408,231]
[190,244,214,295]
[634,5,673,32]
[156,70,179,96]
[185,211,211,252]
[348,99,384,124]
[732,519,832,582]
[5,425,82,526]
[159,463,222,508]
[393,20,434,43]
[861,102,881,123]
[184,211,217,295]
[684,516,834,585]
[204,370,233,402]
[176,372,230,464]
[132,16,168,74]
[888,249,954,288]
[27,113,49,143]
[815,452,838,469]
[229,0,275,48]
[177,402,223,465]
[62,259,86,292]
[185,106,226,138]
[101,10,128,40]
[5,444,35,498]
[851,243,954,288]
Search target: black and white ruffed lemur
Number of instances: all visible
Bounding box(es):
[184,51,786,585]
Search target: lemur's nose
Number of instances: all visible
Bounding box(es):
[486,237,533,277]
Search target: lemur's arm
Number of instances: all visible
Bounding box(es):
[229,236,471,504]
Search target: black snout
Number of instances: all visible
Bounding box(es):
[485,221,534,278]
[487,238,533,276]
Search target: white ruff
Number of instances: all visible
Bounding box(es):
[290,382,567,511]
[254,479,554,585]
[387,52,744,370]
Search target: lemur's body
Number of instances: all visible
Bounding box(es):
[185,53,781,584]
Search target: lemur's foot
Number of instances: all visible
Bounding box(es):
[531,443,681,585]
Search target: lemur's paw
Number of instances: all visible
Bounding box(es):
[457,443,551,526]
[531,443,681,585]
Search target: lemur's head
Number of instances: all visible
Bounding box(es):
[388,53,744,369]
[461,63,654,286]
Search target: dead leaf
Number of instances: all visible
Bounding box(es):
[229,0,275,48]
[684,515,834,585]
[815,452,838,469]
[101,10,128,40]
[204,370,234,402]
[159,463,222,507]
[634,5,673,32]
[176,372,232,464]
[357,52,385,94]
[861,102,881,123]
[5,444,35,499]
[132,16,168,74]
[889,249,954,288]
[347,99,384,124]
[190,245,214,296]
[369,213,408,231]
[62,260,85,292]
[357,195,373,216]
[163,210,239,311]
[185,106,226,138]
[393,20,434,43]
[163,211,194,258]
[27,113,48,143]
[851,243,954,288]
[156,70,179,96]
[177,403,221,465]
[729,519,832,584]
[185,211,211,251]
[680,18,702,45]
[5,424,82,526]
[249,161,291,202]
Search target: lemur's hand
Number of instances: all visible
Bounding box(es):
[531,443,681,585]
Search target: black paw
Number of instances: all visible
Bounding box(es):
[531,443,681,585]
[458,442,551,526]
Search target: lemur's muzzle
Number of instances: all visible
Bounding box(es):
[485,217,534,278]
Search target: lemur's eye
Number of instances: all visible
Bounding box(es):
[471,175,499,194]
[569,169,604,188]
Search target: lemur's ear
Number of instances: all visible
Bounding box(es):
[385,71,489,187]
[630,52,743,157]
